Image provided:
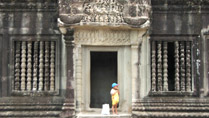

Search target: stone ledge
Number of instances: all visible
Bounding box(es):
[133,111,209,118]
[0,2,57,11]
[0,97,64,103]
[133,106,209,112]
[151,0,209,6]
[0,111,60,117]
[77,113,131,118]
[0,105,62,111]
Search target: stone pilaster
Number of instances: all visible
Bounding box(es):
[60,29,75,118]
[132,45,139,102]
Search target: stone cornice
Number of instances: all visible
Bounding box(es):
[0,1,57,12]
[152,0,209,12]
[152,0,209,6]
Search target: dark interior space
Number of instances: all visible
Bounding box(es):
[167,42,175,91]
[90,52,117,108]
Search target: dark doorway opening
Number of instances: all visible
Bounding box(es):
[90,52,117,108]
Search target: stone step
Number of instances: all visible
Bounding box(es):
[76,114,132,118]
[0,111,61,117]
[132,111,209,118]
[0,97,65,117]
[0,105,62,111]
[0,103,64,117]
[133,106,209,112]
[133,103,209,107]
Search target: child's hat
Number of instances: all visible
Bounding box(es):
[112,83,118,88]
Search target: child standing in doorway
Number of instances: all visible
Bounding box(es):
[110,83,120,115]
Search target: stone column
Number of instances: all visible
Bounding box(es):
[60,28,75,117]
[131,30,146,103]
[131,45,139,102]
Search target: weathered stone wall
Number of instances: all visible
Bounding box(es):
[151,0,209,96]
[151,0,209,35]
[0,0,62,97]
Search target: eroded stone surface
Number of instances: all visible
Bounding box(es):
[58,0,151,28]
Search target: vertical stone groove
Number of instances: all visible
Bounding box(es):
[44,41,50,91]
[151,41,156,91]
[50,42,55,91]
[26,42,32,91]
[76,46,82,106]
[157,41,162,91]
[21,41,26,91]
[163,42,168,91]
[175,41,180,91]
[33,41,38,91]
[180,41,186,91]
[186,42,192,91]
[14,42,21,91]
[38,41,44,91]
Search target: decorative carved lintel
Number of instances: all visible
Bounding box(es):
[74,29,131,46]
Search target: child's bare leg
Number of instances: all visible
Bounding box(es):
[115,104,118,114]
[112,105,115,114]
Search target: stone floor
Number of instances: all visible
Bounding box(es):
[76,111,132,118]
[77,114,132,118]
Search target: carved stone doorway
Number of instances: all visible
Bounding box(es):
[71,27,148,114]
[90,52,117,108]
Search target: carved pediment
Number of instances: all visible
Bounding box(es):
[59,0,151,28]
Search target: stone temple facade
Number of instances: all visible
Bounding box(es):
[0,0,209,117]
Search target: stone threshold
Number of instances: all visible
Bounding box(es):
[76,113,132,118]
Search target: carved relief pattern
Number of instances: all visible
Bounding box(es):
[157,42,163,91]
[14,41,56,92]
[76,46,82,105]
[59,0,151,26]
[163,42,168,91]
[151,41,156,91]
[20,41,26,91]
[137,5,150,17]
[14,42,21,90]
[33,42,38,91]
[82,0,124,23]
[174,41,180,91]
[129,0,151,17]
[74,30,130,45]
[186,42,191,91]
[180,42,186,91]
[39,41,44,91]
[44,42,50,91]
[50,42,55,91]
[26,42,32,91]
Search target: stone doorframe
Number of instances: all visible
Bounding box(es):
[81,46,130,112]
[59,26,149,114]
[72,27,148,113]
